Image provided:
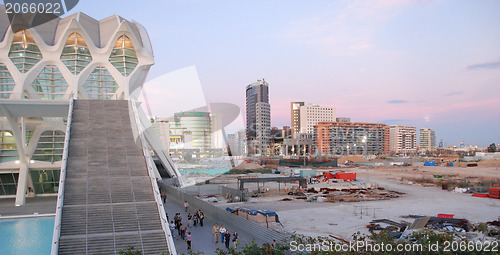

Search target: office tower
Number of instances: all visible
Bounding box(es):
[314,122,389,155]
[290,102,304,134]
[246,79,270,156]
[299,103,336,134]
[419,128,436,153]
[390,125,417,154]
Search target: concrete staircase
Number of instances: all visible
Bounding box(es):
[58,100,169,254]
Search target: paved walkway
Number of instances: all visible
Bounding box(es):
[0,196,56,217]
[163,199,249,255]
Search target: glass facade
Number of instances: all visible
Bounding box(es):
[0,131,18,163]
[32,130,64,162]
[8,30,42,73]
[109,35,138,76]
[83,66,119,99]
[60,33,92,75]
[32,65,69,100]
[30,169,60,194]
[0,172,19,195]
[0,64,14,99]
[173,112,211,152]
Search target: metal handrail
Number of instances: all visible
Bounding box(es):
[129,99,177,255]
[50,98,74,255]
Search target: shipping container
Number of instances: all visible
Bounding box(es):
[335,172,356,181]
[424,161,436,166]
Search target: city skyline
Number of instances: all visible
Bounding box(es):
[72,0,500,147]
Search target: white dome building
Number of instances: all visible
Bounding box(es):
[0,8,179,204]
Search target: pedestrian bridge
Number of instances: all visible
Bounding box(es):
[52,100,177,255]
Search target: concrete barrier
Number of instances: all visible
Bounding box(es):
[158,182,289,247]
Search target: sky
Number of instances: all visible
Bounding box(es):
[71,0,500,147]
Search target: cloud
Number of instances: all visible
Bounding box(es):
[387,100,408,104]
[282,0,419,56]
[467,60,500,70]
[444,91,463,97]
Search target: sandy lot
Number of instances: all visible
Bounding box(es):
[215,168,500,240]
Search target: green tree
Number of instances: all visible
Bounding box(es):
[487,143,497,152]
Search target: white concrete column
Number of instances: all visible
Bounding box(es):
[15,164,29,206]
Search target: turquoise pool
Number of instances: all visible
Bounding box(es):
[179,168,230,176]
[0,216,54,255]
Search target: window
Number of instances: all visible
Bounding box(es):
[61,33,92,75]
[0,173,19,195]
[0,64,14,99]
[109,35,138,76]
[9,30,42,73]
[83,66,119,99]
[32,130,65,162]
[30,170,60,194]
[32,65,68,99]
[0,131,18,163]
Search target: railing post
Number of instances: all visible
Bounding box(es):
[51,99,74,255]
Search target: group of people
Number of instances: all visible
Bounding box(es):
[212,223,239,249]
[168,205,205,251]
[166,199,241,251]
[186,210,205,227]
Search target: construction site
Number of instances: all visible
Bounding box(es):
[186,157,500,244]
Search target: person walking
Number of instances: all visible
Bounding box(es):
[193,213,198,227]
[187,213,192,227]
[199,211,205,227]
[174,213,180,235]
[212,223,219,243]
[186,232,192,250]
[161,193,166,203]
[169,221,175,237]
[184,200,189,212]
[224,230,231,249]
[179,223,186,240]
[219,225,226,243]
[232,231,239,248]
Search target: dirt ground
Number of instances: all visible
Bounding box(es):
[351,165,500,182]
[215,167,500,240]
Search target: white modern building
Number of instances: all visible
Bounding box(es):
[151,117,171,154]
[419,128,436,153]
[0,11,181,195]
[299,103,336,134]
[290,101,304,134]
[389,125,417,154]
[0,10,180,254]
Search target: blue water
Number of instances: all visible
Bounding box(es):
[179,168,230,176]
[0,217,54,255]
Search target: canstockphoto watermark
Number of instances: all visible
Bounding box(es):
[3,0,79,31]
[289,241,499,253]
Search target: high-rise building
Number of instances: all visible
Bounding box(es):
[227,130,247,156]
[390,125,417,154]
[246,79,270,156]
[151,117,171,153]
[290,102,304,134]
[419,128,436,153]
[314,122,389,155]
[299,103,336,134]
[171,111,211,152]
